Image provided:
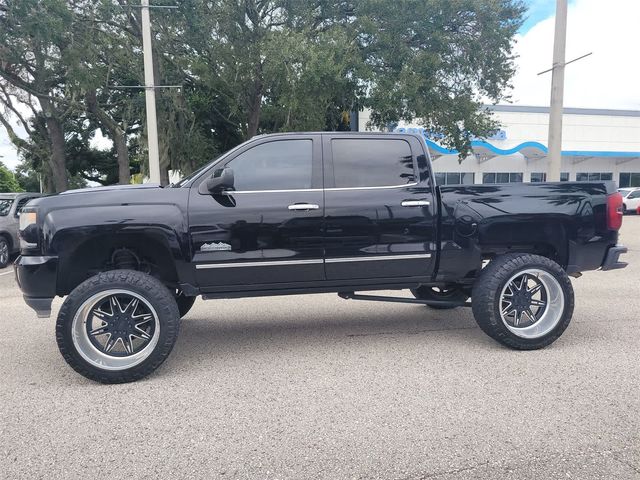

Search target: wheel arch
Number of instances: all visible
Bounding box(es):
[478,219,570,269]
[55,229,188,296]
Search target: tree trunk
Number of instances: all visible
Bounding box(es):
[46,118,68,193]
[247,96,262,139]
[246,68,263,139]
[114,133,131,185]
[160,166,170,186]
[39,98,68,192]
[85,90,130,185]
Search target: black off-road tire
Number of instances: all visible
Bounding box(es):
[176,293,196,318]
[56,270,180,384]
[0,236,10,269]
[411,285,469,309]
[471,254,574,350]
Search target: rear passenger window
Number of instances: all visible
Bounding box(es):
[331,139,415,188]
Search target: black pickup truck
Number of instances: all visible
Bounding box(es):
[15,132,628,383]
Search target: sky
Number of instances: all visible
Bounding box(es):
[1,0,639,171]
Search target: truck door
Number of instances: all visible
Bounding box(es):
[189,135,325,288]
[322,134,437,280]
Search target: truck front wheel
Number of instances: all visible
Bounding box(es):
[56,270,180,383]
[472,254,574,350]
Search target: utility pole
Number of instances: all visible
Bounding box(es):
[546,0,568,182]
[140,0,161,184]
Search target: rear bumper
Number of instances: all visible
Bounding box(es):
[601,245,628,271]
[14,255,58,318]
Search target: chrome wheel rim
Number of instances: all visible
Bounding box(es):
[499,269,564,339]
[0,241,8,265]
[72,289,160,371]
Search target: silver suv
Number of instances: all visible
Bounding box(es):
[0,193,42,268]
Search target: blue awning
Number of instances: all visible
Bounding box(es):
[426,139,640,161]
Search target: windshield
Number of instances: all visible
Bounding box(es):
[0,198,13,216]
[618,188,633,197]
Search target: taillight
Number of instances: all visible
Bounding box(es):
[606,192,623,230]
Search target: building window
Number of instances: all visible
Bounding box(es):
[530,172,546,182]
[434,172,475,185]
[619,172,640,188]
[482,172,523,184]
[576,172,613,182]
[530,172,570,182]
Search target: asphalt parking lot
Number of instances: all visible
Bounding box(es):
[1,218,639,480]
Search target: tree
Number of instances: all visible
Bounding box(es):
[0,0,90,192]
[355,0,525,157]
[1,0,526,188]
[177,0,361,141]
[0,161,22,192]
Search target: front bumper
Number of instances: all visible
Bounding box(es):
[601,245,628,271]
[14,255,58,318]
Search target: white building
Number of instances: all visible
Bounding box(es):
[358,105,640,187]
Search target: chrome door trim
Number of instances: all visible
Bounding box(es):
[325,253,432,264]
[230,188,323,194]
[196,259,324,269]
[325,183,418,192]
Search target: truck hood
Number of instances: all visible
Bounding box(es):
[58,184,162,195]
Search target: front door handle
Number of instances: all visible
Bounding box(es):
[288,203,320,211]
[401,199,430,207]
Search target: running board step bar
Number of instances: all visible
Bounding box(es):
[338,292,471,308]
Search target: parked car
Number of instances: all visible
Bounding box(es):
[14,132,627,383]
[618,187,640,213]
[0,192,42,268]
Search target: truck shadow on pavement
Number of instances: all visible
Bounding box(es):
[165,303,493,372]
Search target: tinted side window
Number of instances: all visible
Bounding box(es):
[228,139,313,191]
[331,139,415,188]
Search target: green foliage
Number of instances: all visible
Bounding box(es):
[0,0,526,185]
[0,162,23,193]
[355,0,526,156]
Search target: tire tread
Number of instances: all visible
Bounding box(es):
[471,254,574,350]
[56,270,180,384]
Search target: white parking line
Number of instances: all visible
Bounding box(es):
[0,270,14,276]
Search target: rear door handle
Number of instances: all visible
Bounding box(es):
[288,203,320,211]
[401,199,430,207]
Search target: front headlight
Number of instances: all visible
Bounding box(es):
[19,209,38,250]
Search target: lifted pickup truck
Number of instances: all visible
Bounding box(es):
[15,132,627,383]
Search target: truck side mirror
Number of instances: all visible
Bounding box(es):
[199,167,234,195]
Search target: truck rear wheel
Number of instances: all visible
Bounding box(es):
[56,270,180,383]
[471,254,574,350]
[411,285,469,309]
